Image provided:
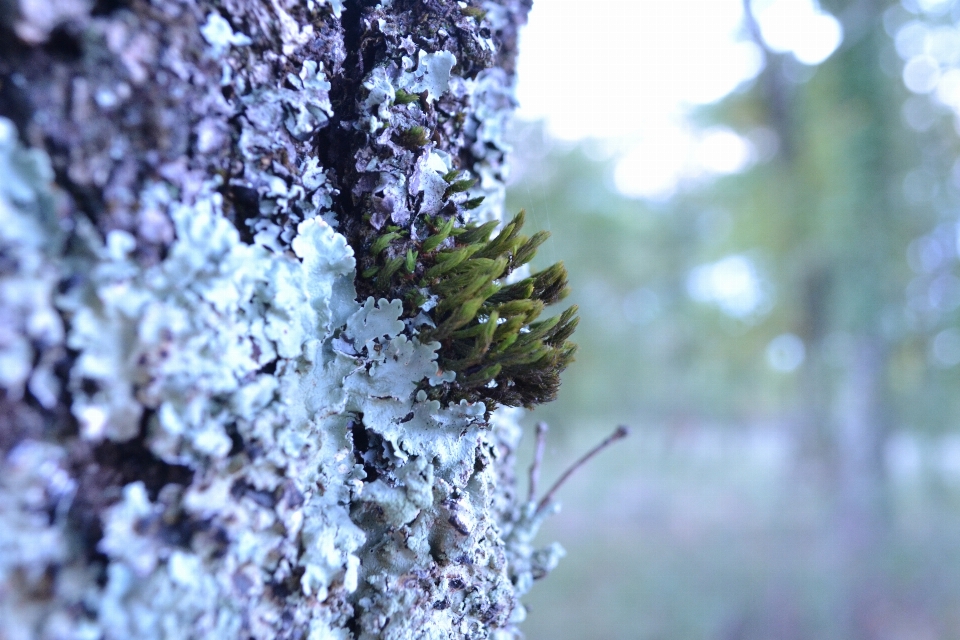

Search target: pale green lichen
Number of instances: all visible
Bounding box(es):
[398,50,458,103]
[0,118,65,406]
[53,175,372,634]
[411,150,457,216]
[0,124,546,636]
[462,69,518,224]
[200,12,253,57]
[363,66,398,123]
[0,441,101,640]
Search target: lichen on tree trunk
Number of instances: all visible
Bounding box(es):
[0,0,569,638]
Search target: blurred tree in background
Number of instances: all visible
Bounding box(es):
[508,0,960,638]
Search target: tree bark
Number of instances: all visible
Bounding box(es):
[0,1,563,638]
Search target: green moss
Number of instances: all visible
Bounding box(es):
[461,6,487,20]
[363,210,578,408]
[463,196,485,210]
[443,178,477,199]
[370,231,403,256]
[393,89,419,105]
[397,125,429,149]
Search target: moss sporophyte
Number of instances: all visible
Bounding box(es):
[360,208,578,409]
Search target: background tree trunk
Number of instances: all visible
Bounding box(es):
[0,1,562,638]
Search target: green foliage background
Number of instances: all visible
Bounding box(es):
[507,1,960,637]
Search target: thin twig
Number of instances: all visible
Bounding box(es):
[535,425,631,516]
[528,421,549,503]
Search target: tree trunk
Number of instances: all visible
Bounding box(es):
[0,1,565,638]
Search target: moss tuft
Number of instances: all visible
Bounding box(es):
[397,125,429,149]
[393,89,420,105]
[461,6,487,20]
[362,210,578,408]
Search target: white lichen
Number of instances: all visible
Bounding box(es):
[0,118,65,404]
[398,50,458,103]
[200,13,253,57]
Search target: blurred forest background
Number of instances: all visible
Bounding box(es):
[509,0,960,638]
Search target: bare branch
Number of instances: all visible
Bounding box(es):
[528,421,549,503]
[535,425,631,516]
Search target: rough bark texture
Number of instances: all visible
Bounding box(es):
[0,0,564,638]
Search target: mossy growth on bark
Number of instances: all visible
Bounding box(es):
[361,206,578,408]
